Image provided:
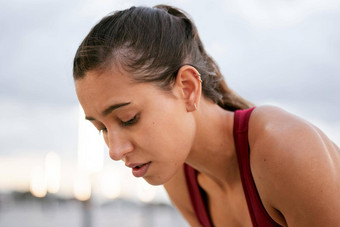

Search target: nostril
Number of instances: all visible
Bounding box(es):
[109,146,131,161]
[109,150,122,161]
[107,133,134,161]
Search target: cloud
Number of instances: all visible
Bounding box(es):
[223,0,340,29]
[0,0,339,157]
[79,0,135,23]
[0,0,83,106]
[0,97,78,156]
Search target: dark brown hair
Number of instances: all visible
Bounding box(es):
[73,5,253,111]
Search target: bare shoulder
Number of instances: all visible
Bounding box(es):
[249,105,340,157]
[163,165,201,227]
[248,105,340,226]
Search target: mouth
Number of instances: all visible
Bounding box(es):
[127,162,151,178]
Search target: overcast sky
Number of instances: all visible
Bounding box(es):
[1,0,339,162]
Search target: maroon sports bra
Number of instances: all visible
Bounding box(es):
[184,107,282,227]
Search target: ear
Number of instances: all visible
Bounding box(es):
[174,65,202,112]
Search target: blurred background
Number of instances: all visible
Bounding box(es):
[0,0,339,226]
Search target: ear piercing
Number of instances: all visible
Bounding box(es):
[193,73,201,111]
[196,74,202,83]
[194,74,201,111]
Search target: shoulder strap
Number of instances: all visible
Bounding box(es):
[233,107,281,227]
[183,164,213,227]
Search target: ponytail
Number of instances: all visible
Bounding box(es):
[74,4,253,111]
[155,5,253,111]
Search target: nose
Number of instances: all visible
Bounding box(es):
[105,130,134,161]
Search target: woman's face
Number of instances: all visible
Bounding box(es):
[75,68,196,185]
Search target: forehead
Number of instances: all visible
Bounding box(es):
[76,68,132,92]
[75,67,139,104]
[75,68,168,115]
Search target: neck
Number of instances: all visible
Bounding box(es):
[185,99,240,188]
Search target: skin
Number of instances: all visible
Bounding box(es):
[76,64,340,227]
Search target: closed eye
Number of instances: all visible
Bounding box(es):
[121,114,139,127]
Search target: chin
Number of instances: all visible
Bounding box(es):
[143,175,171,186]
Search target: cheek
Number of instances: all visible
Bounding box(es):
[169,118,196,159]
[142,110,196,160]
[142,120,195,186]
[137,110,195,185]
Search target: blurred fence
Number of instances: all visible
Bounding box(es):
[0,192,189,227]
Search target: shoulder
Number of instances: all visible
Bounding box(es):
[248,105,335,154]
[248,105,320,171]
[163,165,202,227]
[248,105,340,226]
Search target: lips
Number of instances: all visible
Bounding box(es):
[126,162,151,178]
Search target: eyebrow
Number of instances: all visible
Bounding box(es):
[85,102,131,121]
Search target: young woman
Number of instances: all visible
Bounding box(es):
[73,5,340,227]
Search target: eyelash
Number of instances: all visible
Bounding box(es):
[121,114,139,126]
[99,128,107,134]
[98,114,139,133]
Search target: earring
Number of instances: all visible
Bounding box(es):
[194,103,198,111]
[196,74,202,83]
